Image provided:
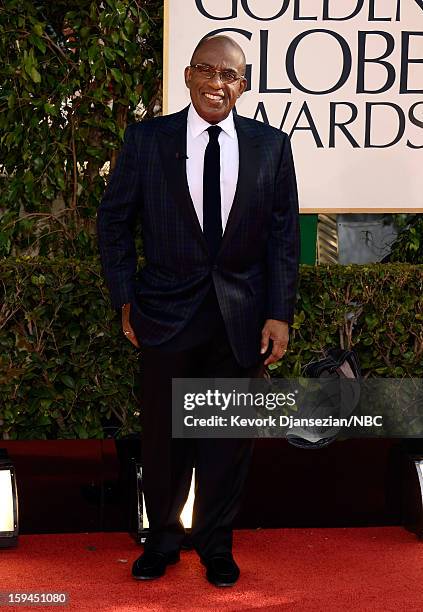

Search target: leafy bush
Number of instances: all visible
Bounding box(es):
[1,258,422,439]
[0,0,162,258]
[386,215,423,264]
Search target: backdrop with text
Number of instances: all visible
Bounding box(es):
[164,0,423,212]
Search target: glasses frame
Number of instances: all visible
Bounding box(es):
[189,63,245,84]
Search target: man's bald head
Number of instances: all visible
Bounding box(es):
[185,34,247,124]
[191,35,246,76]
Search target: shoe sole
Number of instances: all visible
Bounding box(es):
[132,574,164,581]
[206,570,239,587]
[132,557,180,580]
[207,578,238,587]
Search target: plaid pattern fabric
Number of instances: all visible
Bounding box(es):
[96,106,300,367]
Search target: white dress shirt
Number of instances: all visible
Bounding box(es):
[186,103,239,232]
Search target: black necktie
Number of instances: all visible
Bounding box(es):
[203,125,222,260]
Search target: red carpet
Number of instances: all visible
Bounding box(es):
[0,528,421,611]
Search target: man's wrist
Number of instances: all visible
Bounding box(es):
[266,318,289,324]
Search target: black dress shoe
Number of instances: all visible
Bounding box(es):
[202,554,240,587]
[132,550,180,580]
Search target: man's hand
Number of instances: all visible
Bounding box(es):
[260,319,289,366]
[122,303,140,349]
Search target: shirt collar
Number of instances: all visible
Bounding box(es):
[188,103,236,139]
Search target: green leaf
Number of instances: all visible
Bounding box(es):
[31,274,46,285]
[33,23,44,37]
[7,93,16,109]
[75,425,89,439]
[56,174,65,190]
[103,47,116,61]
[68,323,81,339]
[110,67,123,82]
[30,66,41,83]
[60,375,75,389]
[29,33,46,54]
[44,103,58,116]
[88,45,98,62]
[80,26,90,39]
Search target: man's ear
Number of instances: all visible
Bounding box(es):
[184,66,191,88]
[238,77,247,97]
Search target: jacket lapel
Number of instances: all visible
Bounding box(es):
[156,106,208,255]
[217,114,261,258]
[157,107,262,260]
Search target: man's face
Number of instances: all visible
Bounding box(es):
[184,40,247,124]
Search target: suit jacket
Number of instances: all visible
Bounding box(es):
[96,105,300,368]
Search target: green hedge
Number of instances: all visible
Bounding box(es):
[0,0,162,259]
[1,258,422,439]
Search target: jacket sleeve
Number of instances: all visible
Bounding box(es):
[265,134,300,324]
[96,123,142,312]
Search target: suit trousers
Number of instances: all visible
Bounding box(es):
[136,286,265,560]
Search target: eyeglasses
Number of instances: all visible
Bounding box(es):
[190,63,245,84]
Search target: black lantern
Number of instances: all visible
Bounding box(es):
[0,448,19,548]
[130,461,195,545]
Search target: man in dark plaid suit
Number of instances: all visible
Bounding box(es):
[97,35,300,587]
